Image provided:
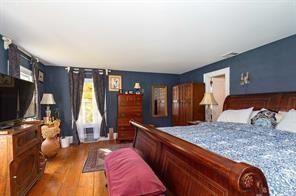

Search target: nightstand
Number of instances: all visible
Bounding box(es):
[187,120,203,125]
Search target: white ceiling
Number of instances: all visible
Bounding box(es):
[0,0,295,74]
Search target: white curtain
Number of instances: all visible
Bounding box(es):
[76,79,102,142]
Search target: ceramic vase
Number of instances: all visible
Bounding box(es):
[41,137,60,158]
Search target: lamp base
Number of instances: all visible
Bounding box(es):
[205,105,213,122]
[45,105,51,117]
[135,89,141,94]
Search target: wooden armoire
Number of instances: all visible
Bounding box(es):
[117,94,143,141]
[172,83,205,126]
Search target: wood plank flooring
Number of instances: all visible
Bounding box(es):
[28,141,114,196]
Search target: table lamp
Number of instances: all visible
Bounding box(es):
[200,92,218,122]
[40,93,56,117]
[134,82,141,94]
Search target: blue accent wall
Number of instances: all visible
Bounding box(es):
[43,66,180,135]
[0,36,8,74]
[106,70,180,129]
[180,34,296,95]
[43,66,72,136]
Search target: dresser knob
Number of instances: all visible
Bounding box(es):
[13,176,17,179]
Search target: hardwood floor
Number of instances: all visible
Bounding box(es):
[28,141,114,196]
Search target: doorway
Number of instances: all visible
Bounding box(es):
[203,67,230,121]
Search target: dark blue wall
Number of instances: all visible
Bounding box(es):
[43,66,72,136]
[107,70,180,129]
[0,36,8,74]
[180,34,296,95]
[43,66,180,136]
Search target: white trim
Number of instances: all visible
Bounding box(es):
[203,67,230,96]
[2,36,12,50]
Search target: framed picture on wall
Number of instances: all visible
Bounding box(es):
[108,75,122,91]
[39,70,44,83]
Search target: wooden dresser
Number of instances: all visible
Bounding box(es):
[0,123,45,196]
[117,94,143,141]
[172,83,205,126]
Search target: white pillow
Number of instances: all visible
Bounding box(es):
[276,109,296,133]
[275,111,287,123]
[217,107,254,124]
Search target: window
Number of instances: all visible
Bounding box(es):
[82,80,94,124]
[77,78,102,142]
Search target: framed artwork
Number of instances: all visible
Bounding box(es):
[108,75,122,91]
[39,70,44,82]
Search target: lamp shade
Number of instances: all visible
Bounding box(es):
[40,93,56,105]
[134,82,141,89]
[200,92,218,105]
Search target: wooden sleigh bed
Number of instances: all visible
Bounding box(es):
[129,92,296,196]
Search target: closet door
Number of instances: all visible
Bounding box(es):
[172,85,180,126]
[182,83,193,125]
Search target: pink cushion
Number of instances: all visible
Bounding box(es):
[104,148,166,196]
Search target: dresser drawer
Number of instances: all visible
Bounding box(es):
[118,97,135,106]
[13,127,40,157]
[118,106,142,113]
[118,97,142,106]
[118,112,142,118]
[118,117,143,126]
[118,129,135,140]
[118,126,134,132]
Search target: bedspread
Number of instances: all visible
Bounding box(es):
[160,122,296,195]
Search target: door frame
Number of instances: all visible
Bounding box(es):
[203,67,230,96]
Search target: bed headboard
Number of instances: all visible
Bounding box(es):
[223,91,296,112]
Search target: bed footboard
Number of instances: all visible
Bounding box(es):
[130,120,269,196]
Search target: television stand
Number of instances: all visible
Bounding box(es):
[0,119,23,130]
[0,124,13,130]
[0,121,46,195]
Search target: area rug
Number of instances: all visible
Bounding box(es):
[82,143,132,173]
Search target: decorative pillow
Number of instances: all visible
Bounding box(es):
[104,148,166,196]
[248,108,267,123]
[276,109,296,133]
[250,110,260,120]
[217,107,253,124]
[251,109,277,128]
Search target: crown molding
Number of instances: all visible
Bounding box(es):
[2,36,12,50]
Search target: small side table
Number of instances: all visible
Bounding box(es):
[187,120,203,125]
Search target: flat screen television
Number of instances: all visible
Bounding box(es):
[0,72,36,126]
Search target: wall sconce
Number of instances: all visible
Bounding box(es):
[240,72,250,85]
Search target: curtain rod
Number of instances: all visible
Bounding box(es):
[65,66,111,75]
[18,46,32,58]
[18,46,39,62]
[2,36,39,63]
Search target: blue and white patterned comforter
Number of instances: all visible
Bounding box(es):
[159,122,296,196]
